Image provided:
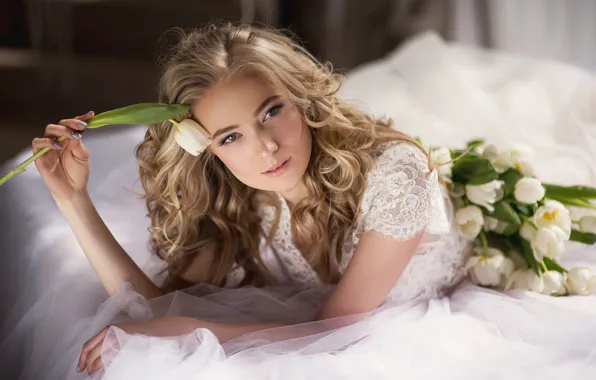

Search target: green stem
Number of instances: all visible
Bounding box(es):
[479,230,489,257]
[0,135,67,187]
[169,119,179,126]
[540,260,548,274]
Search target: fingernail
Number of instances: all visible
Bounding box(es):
[85,111,94,116]
[53,141,63,149]
[72,131,82,140]
[77,121,87,128]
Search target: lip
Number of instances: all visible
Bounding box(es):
[263,158,291,176]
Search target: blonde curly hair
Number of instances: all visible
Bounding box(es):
[135,22,426,292]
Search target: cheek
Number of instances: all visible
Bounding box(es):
[217,152,256,182]
[277,109,311,150]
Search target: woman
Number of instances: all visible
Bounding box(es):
[20,23,596,379]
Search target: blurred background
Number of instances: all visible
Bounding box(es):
[0,0,595,166]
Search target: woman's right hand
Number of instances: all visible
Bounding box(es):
[33,111,95,203]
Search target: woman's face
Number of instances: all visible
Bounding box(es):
[193,74,312,199]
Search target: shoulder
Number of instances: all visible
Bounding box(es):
[360,140,441,240]
[367,141,432,189]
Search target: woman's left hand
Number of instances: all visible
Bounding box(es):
[78,316,201,375]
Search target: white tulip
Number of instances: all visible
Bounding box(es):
[513,160,535,177]
[579,216,596,235]
[514,178,545,204]
[533,200,572,239]
[465,180,504,212]
[430,147,453,178]
[455,206,484,239]
[174,119,211,156]
[481,144,499,161]
[465,249,515,288]
[542,271,567,296]
[506,269,544,293]
[492,145,535,176]
[519,222,537,241]
[531,225,567,261]
[567,206,596,223]
[483,216,508,234]
[566,267,596,296]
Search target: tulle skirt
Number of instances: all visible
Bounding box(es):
[4,275,596,380]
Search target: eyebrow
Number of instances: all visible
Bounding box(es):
[211,95,280,140]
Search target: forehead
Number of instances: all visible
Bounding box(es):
[193,74,276,134]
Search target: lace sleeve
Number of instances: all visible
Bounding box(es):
[363,142,448,240]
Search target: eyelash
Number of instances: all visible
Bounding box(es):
[218,103,285,146]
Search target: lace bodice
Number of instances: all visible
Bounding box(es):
[226,142,471,303]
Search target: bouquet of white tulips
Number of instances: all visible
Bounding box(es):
[428,140,596,297]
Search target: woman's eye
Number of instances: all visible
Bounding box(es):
[219,132,241,146]
[263,103,284,122]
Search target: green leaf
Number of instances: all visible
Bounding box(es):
[570,229,596,244]
[499,169,523,196]
[543,257,568,273]
[543,183,596,200]
[544,194,596,210]
[486,201,521,236]
[86,103,191,129]
[466,139,486,150]
[451,155,497,184]
[467,171,499,185]
[486,232,517,253]
[513,204,532,216]
[520,238,541,275]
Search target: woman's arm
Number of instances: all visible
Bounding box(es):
[58,192,163,299]
[80,230,424,376]
[316,229,423,320]
[155,229,423,343]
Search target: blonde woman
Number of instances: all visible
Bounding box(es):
[19,23,596,379]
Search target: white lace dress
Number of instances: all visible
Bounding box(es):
[224,141,470,304]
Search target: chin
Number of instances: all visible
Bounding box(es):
[259,171,305,193]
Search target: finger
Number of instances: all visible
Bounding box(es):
[78,327,109,373]
[88,357,104,376]
[44,124,84,141]
[74,111,95,122]
[32,137,63,154]
[86,342,105,375]
[44,123,88,161]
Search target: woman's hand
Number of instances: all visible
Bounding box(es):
[32,111,94,203]
[77,316,202,375]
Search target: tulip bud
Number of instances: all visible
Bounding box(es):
[533,200,572,239]
[455,206,484,240]
[174,119,211,156]
[429,147,453,179]
[465,249,515,288]
[566,267,596,296]
[506,269,544,293]
[542,271,567,296]
[531,226,567,261]
[465,180,504,212]
[514,178,545,204]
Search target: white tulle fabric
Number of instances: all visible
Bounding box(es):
[2,31,596,380]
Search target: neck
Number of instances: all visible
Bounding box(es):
[278,182,308,209]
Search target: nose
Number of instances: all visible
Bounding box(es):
[255,129,278,158]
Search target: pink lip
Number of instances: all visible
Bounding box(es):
[263,158,291,176]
